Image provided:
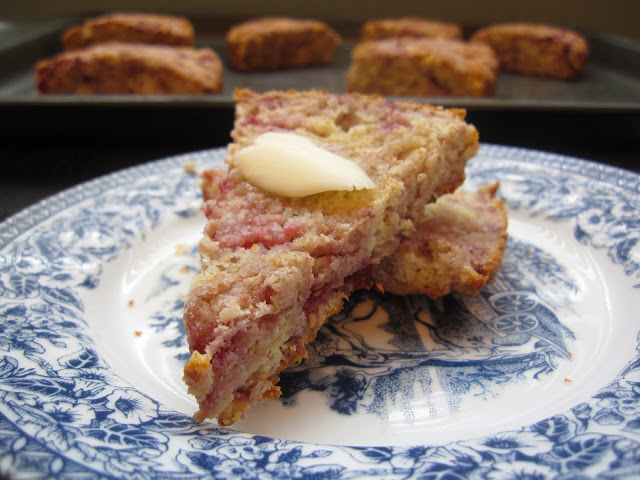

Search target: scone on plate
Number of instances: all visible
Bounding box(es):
[225,17,342,71]
[470,22,589,80]
[373,183,508,298]
[361,17,463,41]
[183,88,479,425]
[346,37,499,97]
[62,12,195,50]
[35,43,222,94]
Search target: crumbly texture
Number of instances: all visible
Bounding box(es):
[225,17,342,71]
[35,43,222,94]
[470,22,589,80]
[373,183,508,298]
[345,38,499,97]
[62,12,195,50]
[183,88,479,425]
[361,17,463,41]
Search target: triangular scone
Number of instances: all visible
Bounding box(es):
[183,89,479,425]
[373,183,508,298]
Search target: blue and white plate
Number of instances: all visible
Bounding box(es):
[1,144,639,479]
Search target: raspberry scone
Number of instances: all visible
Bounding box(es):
[183,88,479,425]
[470,22,589,80]
[35,43,223,94]
[62,12,195,50]
[373,183,508,298]
[225,17,342,71]
[346,38,499,97]
[361,17,463,41]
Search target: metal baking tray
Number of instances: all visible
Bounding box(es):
[1,17,639,112]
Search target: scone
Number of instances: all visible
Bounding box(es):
[373,183,508,298]
[200,177,508,301]
[470,22,589,80]
[361,17,463,41]
[62,12,195,50]
[35,43,222,94]
[225,17,342,71]
[346,37,499,97]
[183,88,479,425]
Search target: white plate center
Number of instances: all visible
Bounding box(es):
[85,206,635,447]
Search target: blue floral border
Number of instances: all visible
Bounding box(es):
[0,145,639,479]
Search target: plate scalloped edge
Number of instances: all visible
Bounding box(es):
[0,144,639,479]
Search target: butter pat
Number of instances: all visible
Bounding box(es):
[234,132,375,197]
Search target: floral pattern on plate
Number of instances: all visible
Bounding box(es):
[0,145,639,479]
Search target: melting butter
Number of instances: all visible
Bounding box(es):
[234,132,374,197]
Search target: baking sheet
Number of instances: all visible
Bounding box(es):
[1,17,639,111]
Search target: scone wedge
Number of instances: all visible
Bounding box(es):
[373,183,508,298]
[183,88,479,425]
[35,43,222,94]
[62,12,195,50]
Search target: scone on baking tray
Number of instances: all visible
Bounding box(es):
[183,88,480,425]
[346,37,499,97]
[470,22,589,80]
[373,183,508,299]
[35,43,223,94]
[360,17,463,41]
[62,12,195,50]
[225,17,342,71]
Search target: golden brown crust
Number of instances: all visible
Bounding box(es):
[62,12,195,50]
[225,17,342,71]
[35,43,223,94]
[361,17,463,41]
[470,22,589,80]
[346,38,499,97]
